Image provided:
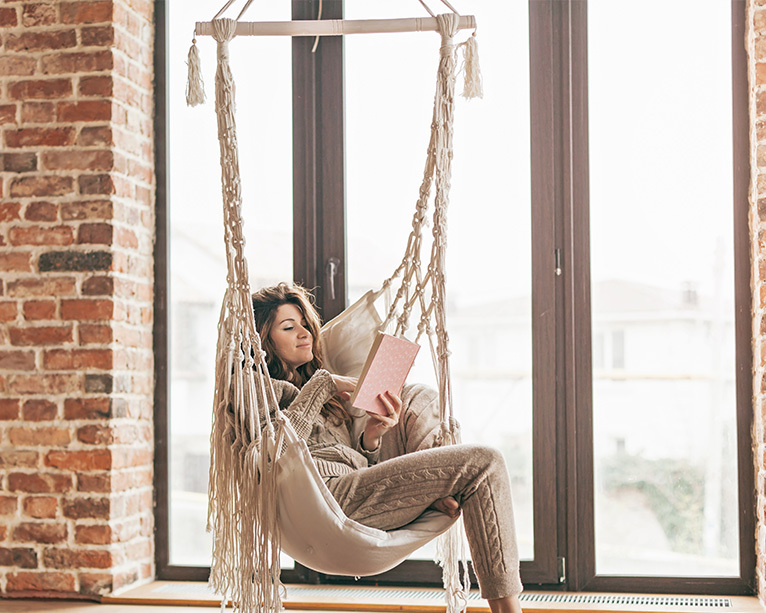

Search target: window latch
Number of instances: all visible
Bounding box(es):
[326,257,341,300]
[555,248,562,276]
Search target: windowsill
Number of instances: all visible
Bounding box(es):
[101,581,763,613]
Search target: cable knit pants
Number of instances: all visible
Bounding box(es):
[325,385,522,600]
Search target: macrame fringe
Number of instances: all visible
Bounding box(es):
[460,34,483,99]
[186,39,206,107]
[435,518,471,613]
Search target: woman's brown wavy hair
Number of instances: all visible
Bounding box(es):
[251,283,349,425]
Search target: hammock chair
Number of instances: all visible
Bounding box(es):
[186,2,483,611]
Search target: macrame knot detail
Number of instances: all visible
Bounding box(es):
[185,38,206,107]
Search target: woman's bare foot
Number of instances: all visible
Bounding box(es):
[429,496,460,519]
[488,595,523,613]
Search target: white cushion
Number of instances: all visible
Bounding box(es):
[320,289,385,378]
[276,419,456,576]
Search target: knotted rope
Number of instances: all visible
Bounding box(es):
[205,17,285,613]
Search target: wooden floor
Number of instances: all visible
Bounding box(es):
[1,582,763,613]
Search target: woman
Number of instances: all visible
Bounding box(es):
[252,283,523,613]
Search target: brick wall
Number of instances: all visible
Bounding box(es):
[0,0,155,598]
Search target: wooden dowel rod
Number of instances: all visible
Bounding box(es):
[195,15,476,37]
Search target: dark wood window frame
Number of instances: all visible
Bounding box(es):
[153,0,755,593]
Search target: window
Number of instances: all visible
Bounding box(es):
[155,0,754,592]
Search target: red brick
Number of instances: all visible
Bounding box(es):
[45,449,111,471]
[10,175,74,198]
[82,276,113,295]
[22,3,57,27]
[62,496,109,519]
[43,150,113,172]
[78,323,113,344]
[78,174,114,195]
[0,451,39,468]
[0,527,7,541]
[6,571,75,593]
[7,78,72,101]
[2,152,37,172]
[38,250,111,272]
[23,399,58,421]
[41,50,112,75]
[8,225,73,246]
[76,126,113,147]
[63,398,112,420]
[0,6,18,27]
[0,103,17,124]
[9,325,73,346]
[0,202,21,221]
[44,548,112,569]
[0,496,18,515]
[23,496,57,519]
[8,472,72,494]
[43,348,112,370]
[79,75,112,97]
[61,299,113,320]
[23,300,56,320]
[61,200,112,221]
[61,1,112,24]
[21,101,55,123]
[75,525,111,545]
[79,572,112,596]
[0,398,21,420]
[81,25,114,48]
[77,424,111,445]
[8,373,80,395]
[77,473,111,493]
[5,127,75,148]
[0,252,32,272]
[78,222,113,244]
[6,30,77,53]
[0,301,18,321]
[0,547,37,568]
[0,350,35,370]
[57,100,111,122]
[10,427,71,447]
[12,523,68,544]
[7,277,76,298]
[0,56,37,76]
[25,201,58,222]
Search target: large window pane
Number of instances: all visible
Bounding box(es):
[167,0,293,566]
[588,0,738,576]
[345,1,533,561]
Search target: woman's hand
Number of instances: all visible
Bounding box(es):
[361,391,402,451]
[331,374,357,402]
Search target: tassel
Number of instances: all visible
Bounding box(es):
[186,38,206,107]
[461,33,483,99]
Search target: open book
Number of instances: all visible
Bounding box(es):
[349,332,420,416]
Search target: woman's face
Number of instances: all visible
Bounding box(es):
[269,303,314,370]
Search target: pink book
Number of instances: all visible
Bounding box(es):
[349,332,420,416]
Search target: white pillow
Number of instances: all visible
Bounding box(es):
[320,289,385,378]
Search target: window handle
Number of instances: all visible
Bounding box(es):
[326,257,341,300]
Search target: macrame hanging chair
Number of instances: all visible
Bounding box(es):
[187,3,483,612]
